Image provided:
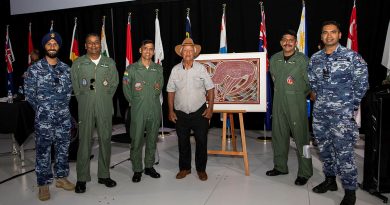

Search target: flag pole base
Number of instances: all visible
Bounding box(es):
[256,136,272,142]
[159,131,171,135]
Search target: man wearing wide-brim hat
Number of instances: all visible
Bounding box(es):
[167,38,215,181]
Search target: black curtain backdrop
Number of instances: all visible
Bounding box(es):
[0,0,389,129]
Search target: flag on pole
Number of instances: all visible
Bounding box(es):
[50,20,54,32]
[69,18,79,62]
[347,0,362,127]
[219,4,231,130]
[297,1,311,118]
[185,9,192,38]
[347,0,358,52]
[297,1,307,55]
[5,25,15,94]
[219,5,227,54]
[382,21,390,70]
[259,2,272,131]
[126,14,133,67]
[28,22,34,65]
[155,11,164,105]
[154,14,164,65]
[101,16,110,57]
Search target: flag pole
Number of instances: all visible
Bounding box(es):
[155,9,163,139]
[257,1,272,143]
[156,8,165,139]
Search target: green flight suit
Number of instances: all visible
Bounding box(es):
[270,51,313,178]
[71,55,119,181]
[123,60,164,172]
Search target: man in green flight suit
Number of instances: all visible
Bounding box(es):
[123,40,164,183]
[71,33,119,193]
[265,30,313,186]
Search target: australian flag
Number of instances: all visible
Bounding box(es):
[5,26,15,94]
[259,3,272,130]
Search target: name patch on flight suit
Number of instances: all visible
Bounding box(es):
[100,64,109,68]
[287,76,295,85]
[135,82,143,91]
[82,78,87,86]
[103,79,109,86]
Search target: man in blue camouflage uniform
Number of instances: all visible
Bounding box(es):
[308,21,368,205]
[25,32,75,201]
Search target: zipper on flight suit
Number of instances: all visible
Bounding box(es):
[94,64,97,93]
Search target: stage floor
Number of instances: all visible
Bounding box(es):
[0,124,388,205]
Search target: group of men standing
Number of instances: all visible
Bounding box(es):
[24,30,214,201]
[266,21,368,205]
[25,32,121,200]
[24,19,368,205]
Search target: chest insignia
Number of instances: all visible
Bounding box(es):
[287,76,295,85]
[103,79,109,86]
[134,82,143,91]
[82,78,87,86]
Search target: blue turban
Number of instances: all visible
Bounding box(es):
[41,32,62,47]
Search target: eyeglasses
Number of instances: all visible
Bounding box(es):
[323,68,330,79]
[90,78,95,90]
[323,63,332,79]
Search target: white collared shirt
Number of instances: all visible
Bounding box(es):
[167,61,214,114]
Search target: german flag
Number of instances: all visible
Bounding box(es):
[70,18,79,62]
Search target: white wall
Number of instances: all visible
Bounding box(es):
[10,0,135,15]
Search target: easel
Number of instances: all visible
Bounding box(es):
[208,110,250,176]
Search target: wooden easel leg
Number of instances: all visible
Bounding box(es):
[229,113,237,151]
[222,113,227,151]
[239,113,250,176]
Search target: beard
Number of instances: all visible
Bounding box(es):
[45,49,58,58]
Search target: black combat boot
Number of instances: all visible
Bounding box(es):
[312,176,338,193]
[340,189,356,205]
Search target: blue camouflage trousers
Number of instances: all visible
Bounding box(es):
[35,108,71,186]
[312,113,358,190]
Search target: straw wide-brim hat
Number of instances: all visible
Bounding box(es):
[174,38,201,57]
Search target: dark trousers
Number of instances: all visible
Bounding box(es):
[175,104,209,172]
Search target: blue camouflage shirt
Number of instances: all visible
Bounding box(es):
[308,44,368,117]
[24,58,72,111]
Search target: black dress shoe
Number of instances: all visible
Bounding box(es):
[132,172,142,183]
[144,167,161,178]
[98,178,117,188]
[75,181,86,193]
[266,168,288,176]
[295,177,309,186]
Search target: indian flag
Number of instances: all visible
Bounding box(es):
[101,23,110,57]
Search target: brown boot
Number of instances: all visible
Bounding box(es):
[55,178,75,191]
[176,170,191,179]
[38,185,50,201]
[197,171,208,181]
